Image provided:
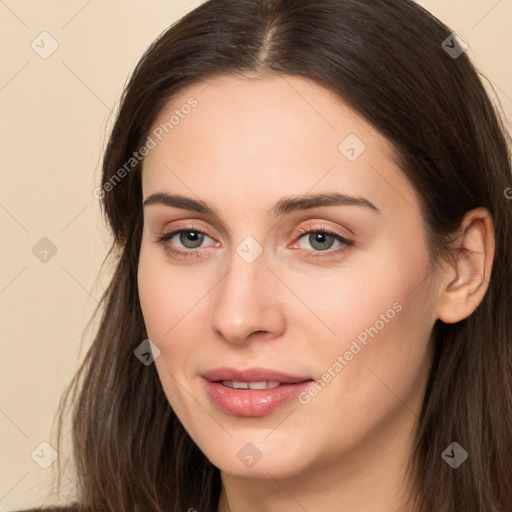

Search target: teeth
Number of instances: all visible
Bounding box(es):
[221,380,281,389]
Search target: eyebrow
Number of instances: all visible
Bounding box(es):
[143,192,381,217]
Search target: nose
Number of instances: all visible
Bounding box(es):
[209,249,286,345]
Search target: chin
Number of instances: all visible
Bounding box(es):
[197,435,317,480]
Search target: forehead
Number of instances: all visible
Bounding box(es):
[140,74,415,220]
[146,73,392,158]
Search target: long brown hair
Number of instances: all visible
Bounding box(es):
[53,0,512,510]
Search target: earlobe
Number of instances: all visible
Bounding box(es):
[437,208,495,324]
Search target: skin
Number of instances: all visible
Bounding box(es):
[137,74,495,512]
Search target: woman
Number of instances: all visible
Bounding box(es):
[19,0,512,510]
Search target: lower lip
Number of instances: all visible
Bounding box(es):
[203,379,314,417]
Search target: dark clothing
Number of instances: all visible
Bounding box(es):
[16,508,78,512]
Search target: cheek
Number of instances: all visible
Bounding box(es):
[137,246,203,418]
[137,260,171,339]
[137,242,200,340]
[304,240,429,352]
[312,241,434,422]
[137,241,213,392]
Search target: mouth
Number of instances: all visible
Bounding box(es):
[202,366,312,385]
[218,380,282,389]
[202,367,315,417]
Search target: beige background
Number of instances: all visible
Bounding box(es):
[1,0,511,509]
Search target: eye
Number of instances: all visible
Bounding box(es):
[167,229,209,249]
[153,222,354,260]
[154,223,217,258]
[292,224,354,259]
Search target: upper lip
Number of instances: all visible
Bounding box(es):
[203,366,312,384]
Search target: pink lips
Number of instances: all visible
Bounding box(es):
[202,366,314,417]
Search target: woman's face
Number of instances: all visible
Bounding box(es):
[138,74,439,480]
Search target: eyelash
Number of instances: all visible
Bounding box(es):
[154,222,355,260]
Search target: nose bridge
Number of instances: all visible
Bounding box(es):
[210,238,285,343]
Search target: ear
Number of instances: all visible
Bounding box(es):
[436,207,495,324]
